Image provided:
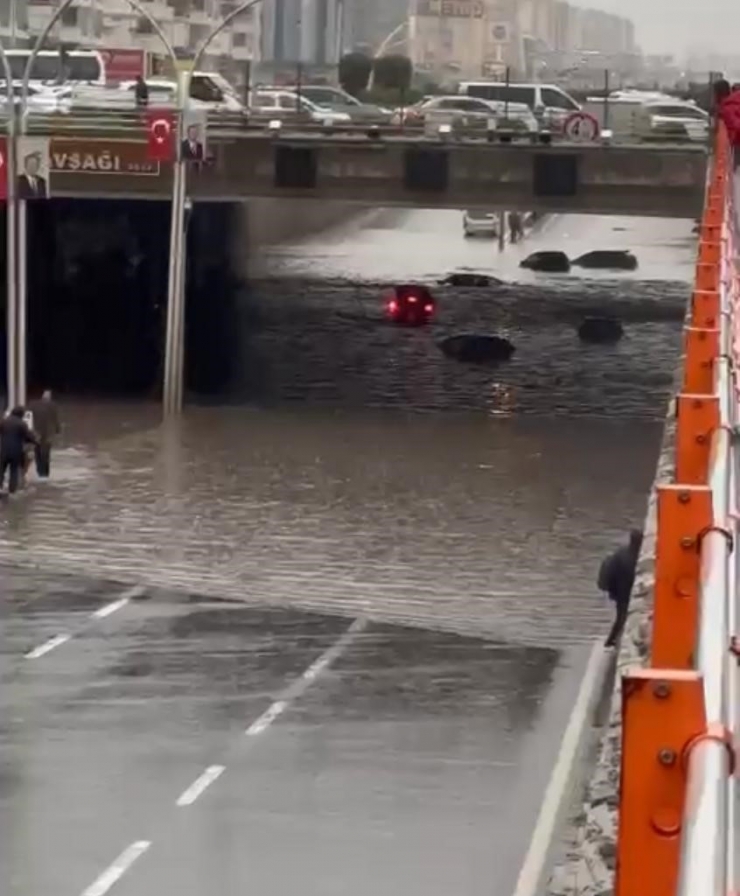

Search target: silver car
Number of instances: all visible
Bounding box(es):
[463,210,499,238]
[250,89,352,124]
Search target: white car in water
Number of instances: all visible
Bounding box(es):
[463,210,499,238]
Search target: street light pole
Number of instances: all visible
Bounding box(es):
[0,45,16,410]
[19,0,177,409]
[162,0,265,417]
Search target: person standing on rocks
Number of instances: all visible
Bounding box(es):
[598,529,643,647]
[0,407,38,495]
[28,390,61,479]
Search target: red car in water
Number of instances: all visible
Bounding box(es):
[385,284,436,326]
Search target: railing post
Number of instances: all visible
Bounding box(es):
[691,290,720,328]
[651,484,712,669]
[683,326,720,394]
[616,669,707,896]
[675,394,720,484]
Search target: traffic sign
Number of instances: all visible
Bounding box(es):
[563,111,600,142]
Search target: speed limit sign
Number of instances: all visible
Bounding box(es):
[563,111,600,142]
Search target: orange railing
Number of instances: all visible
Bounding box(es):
[615,124,739,896]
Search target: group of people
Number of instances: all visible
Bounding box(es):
[714,78,740,160]
[0,391,60,496]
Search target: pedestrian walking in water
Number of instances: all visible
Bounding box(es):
[0,407,38,495]
[598,529,643,647]
[28,390,61,479]
[508,211,524,244]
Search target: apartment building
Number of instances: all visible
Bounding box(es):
[24,0,260,84]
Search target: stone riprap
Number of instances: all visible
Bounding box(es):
[546,401,676,895]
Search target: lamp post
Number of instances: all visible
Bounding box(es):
[19,0,178,409]
[0,45,16,410]
[162,0,265,417]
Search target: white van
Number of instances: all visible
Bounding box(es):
[117,74,245,114]
[3,49,105,85]
[458,81,580,131]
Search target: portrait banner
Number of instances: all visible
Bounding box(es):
[16,136,51,200]
[181,108,208,165]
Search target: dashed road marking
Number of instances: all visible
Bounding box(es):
[80,840,151,896]
[176,765,225,807]
[23,585,142,660]
[25,633,71,659]
[246,617,367,736]
[245,700,288,736]
[92,597,131,619]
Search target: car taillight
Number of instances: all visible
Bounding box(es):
[387,299,399,314]
[408,296,418,303]
[424,304,434,314]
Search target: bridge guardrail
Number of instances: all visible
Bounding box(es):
[13,107,712,147]
[614,122,738,896]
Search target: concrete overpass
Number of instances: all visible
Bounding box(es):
[26,114,707,217]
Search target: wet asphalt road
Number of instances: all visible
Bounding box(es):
[2,568,591,896]
[1,209,695,894]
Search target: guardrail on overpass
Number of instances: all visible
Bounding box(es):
[15,109,707,217]
[615,124,738,896]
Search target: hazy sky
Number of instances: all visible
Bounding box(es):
[586,0,740,58]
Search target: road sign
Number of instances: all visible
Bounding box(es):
[563,111,600,142]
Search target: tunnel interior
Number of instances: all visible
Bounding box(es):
[0,198,242,399]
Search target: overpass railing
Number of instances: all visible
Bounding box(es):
[11,106,714,147]
[615,122,738,896]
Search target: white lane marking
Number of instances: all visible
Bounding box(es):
[24,585,142,660]
[25,633,71,659]
[246,617,368,736]
[246,699,288,736]
[80,840,151,896]
[92,597,130,619]
[511,639,611,896]
[176,765,225,807]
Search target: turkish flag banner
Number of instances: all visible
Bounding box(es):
[146,110,175,163]
[0,137,8,201]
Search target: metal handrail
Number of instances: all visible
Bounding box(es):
[676,182,738,896]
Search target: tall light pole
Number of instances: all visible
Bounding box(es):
[19,0,178,409]
[162,0,265,416]
[0,44,16,409]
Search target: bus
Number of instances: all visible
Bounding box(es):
[1,49,105,85]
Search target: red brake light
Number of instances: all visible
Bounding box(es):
[408,295,418,303]
[424,304,434,314]
[387,299,399,314]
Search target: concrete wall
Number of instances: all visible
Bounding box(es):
[239,198,367,249]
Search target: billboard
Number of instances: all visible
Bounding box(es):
[100,48,147,82]
[416,0,484,17]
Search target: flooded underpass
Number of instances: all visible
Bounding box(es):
[0,207,694,895]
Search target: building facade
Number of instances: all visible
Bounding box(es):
[23,0,261,85]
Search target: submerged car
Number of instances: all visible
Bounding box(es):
[463,210,499,238]
[385,284,436,326]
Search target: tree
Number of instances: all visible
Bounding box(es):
[372,54,413,93]
[338,52,372,97]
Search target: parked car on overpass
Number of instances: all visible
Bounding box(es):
[633,100,708,143]
[250,89,352,124]
[281,85,393,123]
[391,95,538,133]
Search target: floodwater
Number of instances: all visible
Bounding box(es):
[0,207,693,641]
[0,207,696,896]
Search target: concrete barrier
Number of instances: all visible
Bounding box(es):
[545,387,678,895]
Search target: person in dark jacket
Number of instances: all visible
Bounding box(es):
[134,76,149,107]
[598,529,643,647]
[0,407,38,494]
[28,390,61,478]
